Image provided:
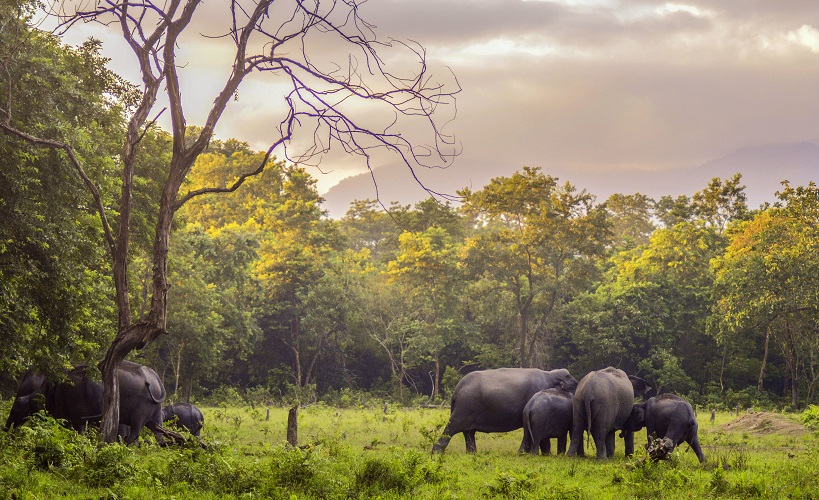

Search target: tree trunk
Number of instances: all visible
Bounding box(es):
[518,310,529,368]
[758,328,770,391]
[432,353,440,401]
[719,345,727,393]
[181,376,192,403]
[99,322,164,442]
[287,405,298,447]
[174,342,184,396]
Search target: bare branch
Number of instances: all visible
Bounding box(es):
[174,134,289,210]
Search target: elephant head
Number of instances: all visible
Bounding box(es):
[5,393,45,430]
[619,401,647,437]
[554,369,579,393]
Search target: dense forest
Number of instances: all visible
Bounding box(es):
[2,6,818,413]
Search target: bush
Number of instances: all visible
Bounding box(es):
[801,405,819,431]
[163,445,260,495]
[202,385,245,406]
[78,442,138,488]
[483,470,535,499]
[352,450,443,497]
[724,387,777,410]
[17,413,91,471]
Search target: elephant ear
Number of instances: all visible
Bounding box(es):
[629,376,652,397]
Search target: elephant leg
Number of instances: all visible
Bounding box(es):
[117,424,130,443]
[557,434,567,454]
[605,430,616,458]
[592,429,608,459]
[541,438,551,455]
[567,418,585,457]
[464,430,477,453]
[519,429,532,454]
[125,424,143,446]
[527,433,540,456]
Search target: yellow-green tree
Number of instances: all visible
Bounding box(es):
[387,227,463,401]
[712,182,819,406]
[460,167,610,368]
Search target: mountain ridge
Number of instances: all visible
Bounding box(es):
[321,142,819,217]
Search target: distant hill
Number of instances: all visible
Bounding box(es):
[321,142,819,217]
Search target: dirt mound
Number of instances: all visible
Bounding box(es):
[720,412,807,436]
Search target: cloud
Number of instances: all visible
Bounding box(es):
[788,24,819,53]
[52,0,819,196]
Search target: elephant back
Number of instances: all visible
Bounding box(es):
[118,361,166,404]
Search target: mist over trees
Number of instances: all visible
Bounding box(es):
[2,3,819,412]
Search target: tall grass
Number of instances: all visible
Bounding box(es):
[0,401,817,498]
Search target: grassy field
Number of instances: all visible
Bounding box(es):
[1,401,818,499]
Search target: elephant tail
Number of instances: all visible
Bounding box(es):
[145,380,165,404]
[139,365,166,404]
[524,409,535,451]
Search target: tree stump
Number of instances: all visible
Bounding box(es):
[287,405,298,447]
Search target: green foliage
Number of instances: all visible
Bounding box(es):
[0,19,121,374]
[17,413,89,470]
[483,469,535,499]
[163,445,260,495]
[79,442,138,488]
[352,450,444,497]
[801,405,819,431]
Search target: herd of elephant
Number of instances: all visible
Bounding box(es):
[431,366,706,463]
[4,361,204,444]
[5,362,705,463]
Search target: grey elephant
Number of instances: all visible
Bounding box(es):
[567,367,651,459]
[116,360,180,445]
[162,402,204,437]
[5,366,102,432]
[521,388,574,455]
[432,368,578,453]
[5,360,182,446]
[620,393,706,463]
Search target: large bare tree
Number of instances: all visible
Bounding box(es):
[1,0,458,442]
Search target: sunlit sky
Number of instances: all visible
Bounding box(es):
[55,0,819,196]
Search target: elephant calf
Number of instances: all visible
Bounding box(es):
[521,388,573,455]
[162,402,204,437]
[621,393,706,463]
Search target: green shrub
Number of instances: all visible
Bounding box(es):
[203,385,245,406]
[801,405,819,431]
[483,470,534,499]
[352,450,443,497]
[17,413,91,470]
[79,442,138,487]
[163,444,260,495]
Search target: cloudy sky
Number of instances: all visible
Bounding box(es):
[59,0,819,196]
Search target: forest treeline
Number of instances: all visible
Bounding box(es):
[2,15,818,410]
